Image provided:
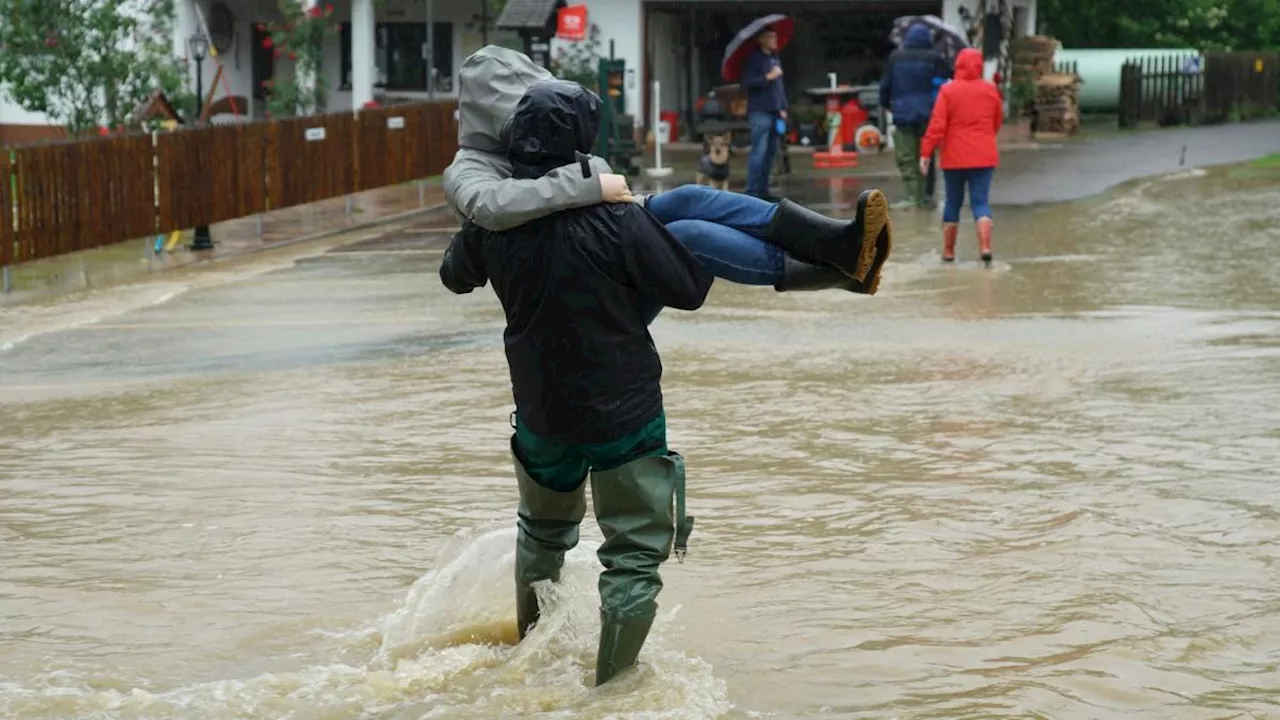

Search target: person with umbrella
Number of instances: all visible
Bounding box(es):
[724,16,792,200]
[879,22,953,209]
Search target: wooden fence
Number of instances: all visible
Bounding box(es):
[1119,52,1280,128]
[1202,52,1280,122]
[2,100,458,268]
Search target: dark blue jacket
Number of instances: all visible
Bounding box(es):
[741,50,788,115]
[878,24,952,128]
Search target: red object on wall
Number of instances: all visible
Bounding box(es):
[840,98,870,148]
[557,5,588,41]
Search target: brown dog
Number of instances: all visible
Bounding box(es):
[694,133,732,190]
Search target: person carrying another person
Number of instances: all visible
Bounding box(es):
[739,28,788,201]
[444,45,892,296]
[919,47,1003,265]
[439,77,712,686]
[879,23,952,209]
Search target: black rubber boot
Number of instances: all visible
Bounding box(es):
[590,452,692,685]
[512,437,587,641]
[763,189,890,281]
[775,208,894,296]
[773,253,850,292]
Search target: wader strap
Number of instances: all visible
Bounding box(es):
[671,454,694,563]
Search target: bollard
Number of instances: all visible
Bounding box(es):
[2,265,11,293]
[256,213,264,237]
[346,195,354,217]
[418,179,425,207]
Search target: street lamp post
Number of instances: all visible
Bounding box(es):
[188,31,214,252]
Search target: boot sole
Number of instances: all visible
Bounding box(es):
[861,219,894,296]
[853,190,889,282]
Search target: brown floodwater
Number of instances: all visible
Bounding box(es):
[1,165,1278,719]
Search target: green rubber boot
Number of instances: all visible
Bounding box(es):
[590,452,694,686]
[512,438,587,641]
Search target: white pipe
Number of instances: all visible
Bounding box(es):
[652,79,663,170]
[644,80,672,179]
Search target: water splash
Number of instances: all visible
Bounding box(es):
[0,526,730,719]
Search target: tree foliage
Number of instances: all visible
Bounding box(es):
[1039,0,1280,51]
[0,0,194,135]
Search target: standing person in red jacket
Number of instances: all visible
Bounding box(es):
[919,48,1003,265]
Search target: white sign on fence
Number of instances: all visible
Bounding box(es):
[387,116,405,130]
[304,127,327,142]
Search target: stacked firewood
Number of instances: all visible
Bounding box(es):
[1034,73,1082,136]
[1012,35,1059,82]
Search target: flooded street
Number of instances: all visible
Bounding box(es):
[2,164,1279,719]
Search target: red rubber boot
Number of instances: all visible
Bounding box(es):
[941,222,958,262]
[976,217,994,266]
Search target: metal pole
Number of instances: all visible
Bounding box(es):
[346,194,354,217]
[2,265,11,293]
[418,179,425,206]
[191,51,214,251]
[256,213,263,237]
[425,0,435,99]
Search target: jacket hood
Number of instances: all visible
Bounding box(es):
[955,48,983,80]
[508,79,600,179]
[456,45,553,152]
[904,24,934,49]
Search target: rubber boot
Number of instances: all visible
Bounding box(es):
[890,193,918,211]
[851,211,894,296]
[941,222,958,263]
[976,217,994,266]
[512,438,587,641]
[763,190,889,282]
[590,452,693,686]
[773,253,849,292]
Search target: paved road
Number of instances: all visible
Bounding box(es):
[991,120,1280,204]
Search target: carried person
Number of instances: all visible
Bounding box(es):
[443,46,893,296]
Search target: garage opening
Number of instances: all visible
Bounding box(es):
[644,1,942,141]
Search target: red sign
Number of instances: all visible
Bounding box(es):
[557,5,588,41]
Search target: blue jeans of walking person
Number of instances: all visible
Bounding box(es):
[745,111,780,198]
[941,167,994,222]
[645,184,784,286]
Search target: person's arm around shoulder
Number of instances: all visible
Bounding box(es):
[619,206,713,311]
[438,222,489,295]
[443,150,630,232]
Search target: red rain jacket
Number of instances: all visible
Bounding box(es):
[920,49,1003,170]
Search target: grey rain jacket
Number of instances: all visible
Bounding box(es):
[443,45,613,231]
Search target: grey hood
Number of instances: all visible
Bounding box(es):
[457,45,554,153]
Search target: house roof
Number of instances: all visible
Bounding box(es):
[495,0,566,30]
[130,90,184,127]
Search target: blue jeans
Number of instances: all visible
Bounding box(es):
[942,167,995,223]
[746,111,779,198]
[645,184,784,286]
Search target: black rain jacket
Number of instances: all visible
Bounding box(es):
[439,80,713,443]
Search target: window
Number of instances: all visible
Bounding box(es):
[252,23,276,100]
[341,22,453,92]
